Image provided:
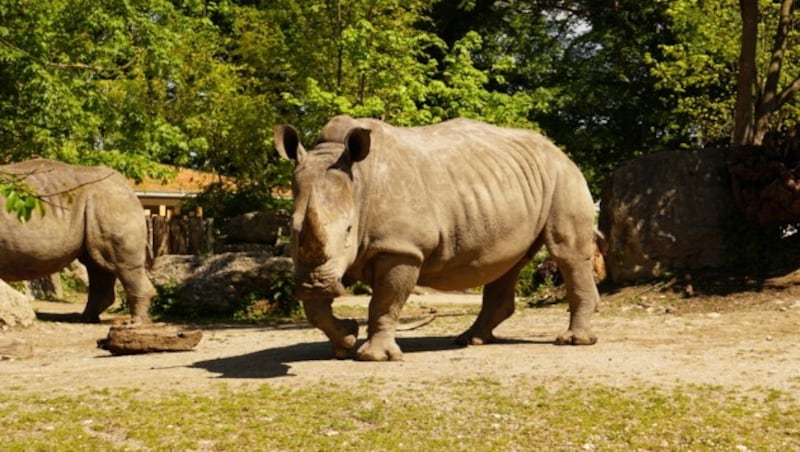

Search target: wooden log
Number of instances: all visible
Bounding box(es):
[151,216,170,258]
[97,324,202,355]
[168,217,189,255]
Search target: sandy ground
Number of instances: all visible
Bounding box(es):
[2,289,800,399]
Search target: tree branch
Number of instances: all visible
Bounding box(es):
[772,75,800,111]
[0,36,137,74]
[759,0,793,112]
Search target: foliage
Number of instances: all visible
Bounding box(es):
[181,179,292,225]
[231,272,300,321]
[515,249,553,297]
[348,280,372,295]
[150,271,300,321]
[650,0,800,148]
[149,281,200,320]
[648,0,747,147]
[0,171,44,222]
[0,0,774,206]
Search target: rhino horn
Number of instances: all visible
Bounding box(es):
[297,189,327,264]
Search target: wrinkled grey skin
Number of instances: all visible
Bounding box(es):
[0,159,154,323]
[275,115,599,361]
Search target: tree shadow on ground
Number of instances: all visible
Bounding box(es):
[600,266,800,297]
[190,335,546,380]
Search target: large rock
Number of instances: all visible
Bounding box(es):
[150,253,293,315]
[225,211,290,245]
[598,149,739,283]
[0,279,36,329]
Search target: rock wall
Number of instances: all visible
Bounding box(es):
[598,149,739,283]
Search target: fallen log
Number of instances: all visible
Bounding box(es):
[97,324,202,355]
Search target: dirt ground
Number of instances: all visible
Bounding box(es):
[2,271,800,399]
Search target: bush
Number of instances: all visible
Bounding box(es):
[150,272,301,322]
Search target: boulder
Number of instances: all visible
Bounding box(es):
[150,253,293,315]
[598,149,739,283]
[226,211,290,245]
[0,279,36,329]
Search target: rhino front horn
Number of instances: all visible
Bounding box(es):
[297,189,328,264]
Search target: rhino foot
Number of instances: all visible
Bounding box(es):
[357,334,403,362]
[555,329,598,346]
[455,330,495,346]
[330,318,359,359]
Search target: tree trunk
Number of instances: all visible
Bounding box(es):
[732,0,759,146]
[752,0,796,145]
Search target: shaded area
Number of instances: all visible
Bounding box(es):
[190,335,545,380]
[596,266,800,313]
[34,311,85,323]
[729,132,800,226]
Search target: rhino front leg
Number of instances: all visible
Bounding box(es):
[358,256,420,362]
[457,258,527,346]
[303,298,359,359]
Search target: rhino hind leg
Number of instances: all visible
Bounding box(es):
[552,255,598,345]
[303,298,359,359]
[81,259,117,323]
[116,267,155,324]
[456,258,528,346]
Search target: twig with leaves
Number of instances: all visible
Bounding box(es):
[0,170,45,223]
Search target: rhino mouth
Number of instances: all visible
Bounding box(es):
[292,276,347,300]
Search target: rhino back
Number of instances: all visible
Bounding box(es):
[351,119,581,288]
[0,159,145,280]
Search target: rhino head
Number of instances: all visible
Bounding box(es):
[274,122,371,300]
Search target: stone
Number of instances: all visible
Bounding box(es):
[0,279,35,329]
[150,253,293,315]
[598,149,739,283]
[225,211,290,245]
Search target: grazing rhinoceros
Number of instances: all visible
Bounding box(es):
[274,115,599,361]
[0,159,154,323]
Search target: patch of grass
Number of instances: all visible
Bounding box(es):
[1,379,797,450]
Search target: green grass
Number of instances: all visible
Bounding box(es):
[1,378,797,450]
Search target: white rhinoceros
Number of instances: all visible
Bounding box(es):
[275,115,599,361]
[0,159,154,323]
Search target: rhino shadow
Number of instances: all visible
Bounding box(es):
[190,335,544,379]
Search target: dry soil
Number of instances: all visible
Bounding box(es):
[1,277,800,399]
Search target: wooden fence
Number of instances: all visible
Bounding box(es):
[146,216,215,261]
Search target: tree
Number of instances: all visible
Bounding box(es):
[652,0,800,149]
[733,0,800,146]
[427,1,682,193]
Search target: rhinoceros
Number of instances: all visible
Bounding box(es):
[0,159,154,323]
[274,115,599,361]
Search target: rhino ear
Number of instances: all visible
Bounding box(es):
[345,127,371,163]
[274,124,306,162]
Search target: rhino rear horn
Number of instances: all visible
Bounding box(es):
[274,124,307,162]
